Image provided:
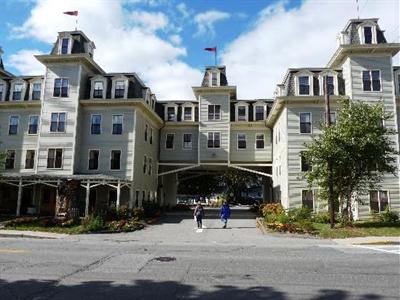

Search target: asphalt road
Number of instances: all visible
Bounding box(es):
[0,209,399,300]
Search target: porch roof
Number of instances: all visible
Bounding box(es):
[0,173,132,183]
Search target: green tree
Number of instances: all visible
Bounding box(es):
[304,100,398,225]
[220,169,261,202]
[178,174,218,199]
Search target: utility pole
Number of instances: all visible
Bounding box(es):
[324,75,335,228]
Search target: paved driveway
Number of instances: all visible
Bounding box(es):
[0,208,399,300]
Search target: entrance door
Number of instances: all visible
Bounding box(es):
[41,187,56,216]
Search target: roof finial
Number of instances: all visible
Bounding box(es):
[356,0,360,19]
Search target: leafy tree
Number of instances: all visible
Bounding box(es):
[178,174,218,199]
[219,169,261,202]
[304,100,398,225]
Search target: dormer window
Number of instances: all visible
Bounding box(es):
[115,81,125,98]
[237,106,246,121]
[61,38,69,54]
[299,76,310,95]
[166,107,176,121]
[364,27,372,44]
[93,81,104,98]
[319,72,339,96]
[254,105,265,121]
[12,83,23,101]
[184,107,192,121]
[32,83,41,100]
[211,72,218,86]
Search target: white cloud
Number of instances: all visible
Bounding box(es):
[194,10,230,39]
[129,10,169,32]
[169,34,182,45]
[7,49,45,75]
[176,2,192,19]
[10,0,202,99]
[222,0,400,99]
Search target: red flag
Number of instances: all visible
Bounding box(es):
[204,47,217,52]
[63,11,78,16]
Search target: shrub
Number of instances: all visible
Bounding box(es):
[287,207,312,222]
[261,203,285,218]
[377,208,399,224]
[82,215,104,232]
[312,211,331,224]
[174,204,192,211]
[276,213,290,224]
[295,220,315,233]
[142,201,161,218]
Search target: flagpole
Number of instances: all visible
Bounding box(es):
[215,47,217,66]
[75,15,78,31]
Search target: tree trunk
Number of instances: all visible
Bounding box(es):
[57,179,81,223]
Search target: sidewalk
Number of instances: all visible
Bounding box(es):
[333,236,400,245]
[0,229,69,239]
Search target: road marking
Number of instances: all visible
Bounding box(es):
[0,248,29,254]
[196,229,203,233]
[354,245,400,255]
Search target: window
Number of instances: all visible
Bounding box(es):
[53,78,69,97]
[50,113,66,132]
[364,27,372,44]
[183,133,192,149]
[0,84,4,100]
[207,132,220,148]
[145,124,148,142]
[237,106,246,121]
[9,116,19,135]
[370,191,388,213]
[167,107,176,121]
[93,81,104,98]
[5,150,15,169]
[237,134,247,149]
[326,76,334,95]
[32,83,41,100]
[47,149,63,169]
[112,115,123,135]
[256,134,264,149]
[110,150,121,170]
[12,83,23,101]
[150,128,153,144]
[90,115,101,135]
[301,152,311,172]
[25,150,35,169]
[114,80,125,98]
[89,150,99,170]
[61,38,69,54]
[299,113,311,134]
[324,112,336,124]
[148,157,152,175]
[255,106,264,121]
[298,76,310,95]
[143,155,147,174]
[184,107,192,121]
[302,190,314,210]
[362,70,381,91]
[28,116,39,134]
[208,105,221,120]
[109,190,117,208]
[166,133,174,149]
[211,72,218,86]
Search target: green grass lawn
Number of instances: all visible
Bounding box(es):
[4,224,86,234]
[314,222,400,239]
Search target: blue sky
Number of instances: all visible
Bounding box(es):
[1,0,398,99]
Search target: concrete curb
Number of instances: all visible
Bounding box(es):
[333,236,400,245]
[0,230,69,239]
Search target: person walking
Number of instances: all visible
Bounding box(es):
[194,201,205,229]
[220,200,231,229]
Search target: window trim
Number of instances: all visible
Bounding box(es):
[24,149,36,170]
[255,133,265,150]
[90,114,102,135]
[88,149,100,171]
[209,70,220,87]
[295,71,314,96]
[361,70,382,93]
[29,79,42,101]
[208,104,222,121]
[49,112,67,133]
[318,72,339,96]
[58,35,72,55]
[300,152,312,172]
[299,112,312,134]
[111,114,124,135]
[46,148,64,169]
[111,76,128,99]
[369,190,390,213]
[301,189,315,211]
[0,79,7,101]
[207,131,221,149]
[165,105,178,122]
[9,80,26,102]
[182,133,193,150]
[358,21,377,45]
[110,149,122,171]
[27,115,40,135]
[8,115,20,135]
[253,103,266,121]
[182,103,195,122]
[90,76,107,99]
[237,133,247,150]
[234,102,249,122]
[5,149,16,170]
[53,78,69,98]
[165,133,175,150]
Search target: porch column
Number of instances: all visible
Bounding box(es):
[116,180,121,210]
[55,179,60,217]
[16,178,23,217]
[129,182,134,209]
[85,181,90,217]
